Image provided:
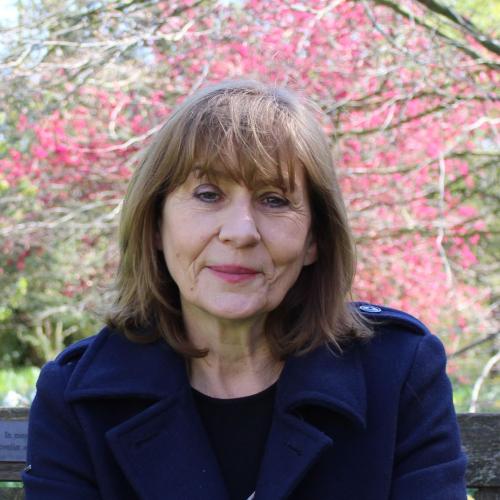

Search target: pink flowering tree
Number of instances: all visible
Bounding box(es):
[0,0,498,409]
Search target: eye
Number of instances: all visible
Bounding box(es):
[194,185,222,203]
[260,193,289,208]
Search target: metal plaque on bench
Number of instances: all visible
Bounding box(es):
[0,419,28,462]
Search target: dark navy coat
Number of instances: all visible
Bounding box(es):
[23,304,467,499]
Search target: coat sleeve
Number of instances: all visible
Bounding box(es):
[23,360,102,499]
[390,333,467,499]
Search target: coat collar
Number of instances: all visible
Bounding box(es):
[65,328,188,401]
[65,327,366,428]
[276,343,366,429]
[65,327,367,500]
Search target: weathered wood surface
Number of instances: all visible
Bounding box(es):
[474,488,500,500]
[0,488,23,500]
[0,410,26,420]
[0,409,499,497]
[458,414,500,488]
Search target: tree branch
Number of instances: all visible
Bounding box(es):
[366,0,500,70]
[414,0,500,56]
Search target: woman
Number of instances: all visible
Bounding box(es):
[23,80,467,499]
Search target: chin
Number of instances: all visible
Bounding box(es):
[201,299,270,322]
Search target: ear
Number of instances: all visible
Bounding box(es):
[303,236,317,266]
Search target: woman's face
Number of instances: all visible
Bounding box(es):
[157,167,317,323]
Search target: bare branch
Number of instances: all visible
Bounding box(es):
[436,152,453,287]
[469,350,500,412]
[449,332,499,358]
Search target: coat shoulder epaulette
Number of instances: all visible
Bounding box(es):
[55,335,96,366]
[351,302,431,336]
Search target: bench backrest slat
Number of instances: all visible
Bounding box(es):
[1,409,499,493]
[457,414,500,488]
[474,489,500,500]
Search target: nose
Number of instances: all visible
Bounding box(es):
[218,199,261,247]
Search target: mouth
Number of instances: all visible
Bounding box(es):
[207,265,259,283]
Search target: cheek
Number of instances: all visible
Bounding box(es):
[161,220,210,274]
[264,224,311,263]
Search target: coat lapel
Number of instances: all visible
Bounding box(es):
[255,343,367,500]
[255,412,333,500]
[277,343,367,429]
[105,389,228,500]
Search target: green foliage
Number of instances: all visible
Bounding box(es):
[0,481,23,490]
[0,366,40,403]
[18,320,78,365]
[452,380,473,412]
[0,197,110,365]
[452,0,500,34]
[0,277,28,320]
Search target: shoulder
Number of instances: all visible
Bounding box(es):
[350,302,447,378]
[54,326,114,368]
[352,302,435,351]
[35,327,111,394]
[54,333,98,365]
[352,301,432,337]
[36,325,185,402]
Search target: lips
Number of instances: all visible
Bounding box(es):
[209,265,258,274]
[207,265,259,283]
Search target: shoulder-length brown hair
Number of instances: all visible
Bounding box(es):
[106,79,371,358]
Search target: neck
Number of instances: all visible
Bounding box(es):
[183,305,283,398]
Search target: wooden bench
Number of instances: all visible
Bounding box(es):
[1,409,499,499]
